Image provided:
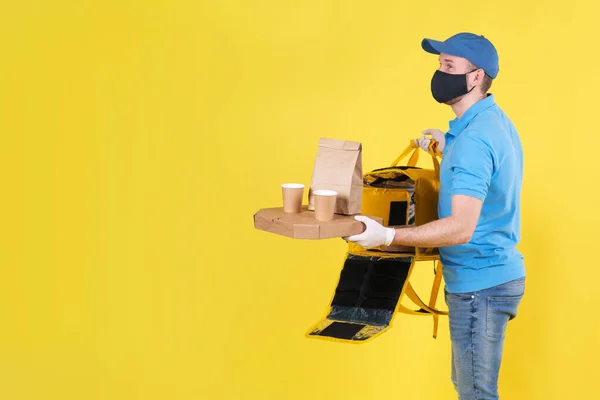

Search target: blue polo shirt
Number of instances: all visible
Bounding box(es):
[438,94,525,293]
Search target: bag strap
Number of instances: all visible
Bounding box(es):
[398,260,448,339]
[428,260,445,338]
[427,141,442,177]
[391,140,420,167]
[391,140,442,176]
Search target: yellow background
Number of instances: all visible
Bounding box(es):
[1,1,598,399]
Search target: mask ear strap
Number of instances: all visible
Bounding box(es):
[466,68,482,93]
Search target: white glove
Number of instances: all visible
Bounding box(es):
[343,216,395,249]
[415,136,431,152]
[415,128,446,153]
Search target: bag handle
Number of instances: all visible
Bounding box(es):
[428,140,441,176]
[391,140,420,167]
[391,140,442,176]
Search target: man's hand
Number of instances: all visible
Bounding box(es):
[343,216,395,249]
[415,128,446,153]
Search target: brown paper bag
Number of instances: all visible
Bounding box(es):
[307,138,362,215]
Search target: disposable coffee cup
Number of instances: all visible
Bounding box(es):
[313,190,337,221]
[281,183,304,213]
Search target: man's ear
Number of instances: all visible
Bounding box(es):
[470,69,484,91]
[477,69,485,84]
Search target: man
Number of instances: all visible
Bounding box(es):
[344,33,525,400]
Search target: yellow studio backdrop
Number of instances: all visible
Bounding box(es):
[0,0,599,399]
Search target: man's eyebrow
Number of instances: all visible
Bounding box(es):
[441,58,454,63]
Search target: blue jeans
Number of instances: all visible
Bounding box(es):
[444,277,525,400]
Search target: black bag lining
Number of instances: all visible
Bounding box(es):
[364,166,419,187]
[331,256,411,311]
[319,322,366,340]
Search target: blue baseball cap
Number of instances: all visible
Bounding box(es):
[422,32,499,79]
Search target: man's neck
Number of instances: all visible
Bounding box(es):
[451,93,487,119]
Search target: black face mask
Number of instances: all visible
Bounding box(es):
[430,69,478,104]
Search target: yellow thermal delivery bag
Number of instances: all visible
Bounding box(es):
[306,141,448,343]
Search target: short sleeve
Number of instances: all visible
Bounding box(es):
[449,136,494,201]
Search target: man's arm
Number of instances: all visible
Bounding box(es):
[390,194,483,247]
[393,135,493,248]
[345,135,492,250]
[344,194,483,249]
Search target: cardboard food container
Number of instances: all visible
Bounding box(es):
[253,206,383,240]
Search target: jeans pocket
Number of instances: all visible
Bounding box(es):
[446,290,476,300]
[486,295,523,339]
[445,291,476,309]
